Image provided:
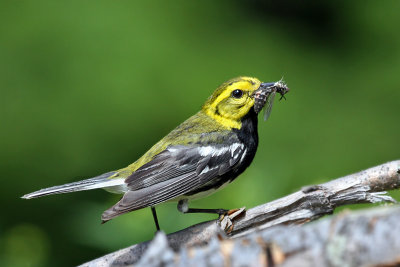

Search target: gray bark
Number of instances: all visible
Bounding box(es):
[136,206,400,267]
[80,160,400,267]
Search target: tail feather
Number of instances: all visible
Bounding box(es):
[21,171,125,199]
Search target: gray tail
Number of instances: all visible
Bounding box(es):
[21,171,124,199]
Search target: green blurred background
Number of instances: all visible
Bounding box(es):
[1,0,399,266]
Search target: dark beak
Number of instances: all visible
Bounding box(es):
[259,82,276,89]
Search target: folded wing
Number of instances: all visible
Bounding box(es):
[102,142,245,222]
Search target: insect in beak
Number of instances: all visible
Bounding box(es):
[253,81,289,121]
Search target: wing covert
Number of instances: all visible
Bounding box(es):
[102,142,246,221]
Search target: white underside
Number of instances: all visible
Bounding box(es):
[103,179,128,194]
[171,179,232,202]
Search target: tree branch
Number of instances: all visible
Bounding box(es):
[80,160,400,267]
[137,206,400,267]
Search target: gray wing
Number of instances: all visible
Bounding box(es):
[102,142,245,222]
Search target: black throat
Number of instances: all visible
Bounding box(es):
[232,107,259,171]
[183,108,260,197]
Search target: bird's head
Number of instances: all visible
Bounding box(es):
[202,76,289,129]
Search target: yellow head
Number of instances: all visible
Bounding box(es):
[202,77,258,128]
[203,76,289,129]
[202,77,261,129]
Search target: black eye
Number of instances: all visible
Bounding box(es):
[231,89,243,98]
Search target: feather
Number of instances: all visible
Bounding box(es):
[21,171,124,199]
[101,143,245,222]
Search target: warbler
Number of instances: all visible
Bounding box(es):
[22,77,289,231]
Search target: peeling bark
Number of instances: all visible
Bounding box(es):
[80,160,400,267]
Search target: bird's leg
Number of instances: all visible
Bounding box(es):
[177,199,246,233]
[183,208,229,215]
[177,199,229,216]
[185,207,245,220]
[151,206,160,231]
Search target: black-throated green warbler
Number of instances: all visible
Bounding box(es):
[22,77,289,231]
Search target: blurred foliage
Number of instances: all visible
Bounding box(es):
[0,0,399,266]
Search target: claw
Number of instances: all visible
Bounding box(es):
[227,208,241,216]
[226,224,234,234]
[218,207,246,234]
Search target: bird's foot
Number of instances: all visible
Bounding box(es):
[218,207,246,234]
